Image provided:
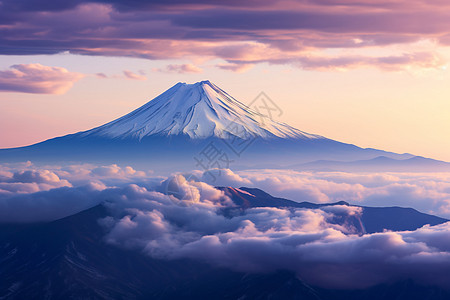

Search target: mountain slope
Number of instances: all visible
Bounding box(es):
[0,81,416,170]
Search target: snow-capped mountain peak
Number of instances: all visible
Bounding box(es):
[80,80,322,140]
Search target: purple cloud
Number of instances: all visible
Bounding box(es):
[95,72,108,78]
[216,63,254,73]
[154,63,203,74]
[0,1,449,71]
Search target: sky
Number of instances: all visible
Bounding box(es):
[1,0,450,161]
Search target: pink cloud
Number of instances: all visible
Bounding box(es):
[123,70,147,80]
[0,64,84,94]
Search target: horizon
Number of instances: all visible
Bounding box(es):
[1,77,448,161]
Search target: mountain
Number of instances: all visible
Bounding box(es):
[81,80,318,140]
[218,187,448,234]
[1,187,448,299]
[292,155,450,172]
[0,81,418,171]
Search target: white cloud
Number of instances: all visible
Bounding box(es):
[2,163,450,289]
[0,163,152,222]
[98,175,450,289]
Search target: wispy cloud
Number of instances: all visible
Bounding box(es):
[154,64,203,74]
[123,70,147,80]
[217,63,254,73]
[95,72,108,78]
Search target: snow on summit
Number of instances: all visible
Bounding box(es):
[80,80,322,140]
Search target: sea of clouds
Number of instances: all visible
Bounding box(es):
[1,162,450,288]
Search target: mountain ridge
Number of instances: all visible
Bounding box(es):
[0,81,424,170]
[219,187,448,233]
[291,155,450,172]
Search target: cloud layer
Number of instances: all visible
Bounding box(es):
[0,1,449,71]
[0,64,84,94]
[2,162,450,289]
[0,162,151,222]
[98,171,450,289]
[199,169,450,218]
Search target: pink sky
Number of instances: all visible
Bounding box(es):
[1,0,450,161]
